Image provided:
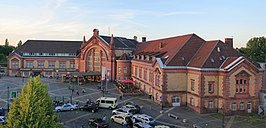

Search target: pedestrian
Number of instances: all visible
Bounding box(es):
[102,115,106,121]
[82,88,86,93]
[76,90,79,95]
[86,98,91,104]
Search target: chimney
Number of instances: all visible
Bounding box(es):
[133,36,137,41]
[225,38,233,48]
[93,29,99,36]
[142,37,146,42]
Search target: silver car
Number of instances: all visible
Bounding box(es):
[112,108,134,115]
[55,103,78,112]
[0,116,6,125]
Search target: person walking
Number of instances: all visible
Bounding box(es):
[102,115,106,122]
[82,88,86,93]
[76,90,79,95]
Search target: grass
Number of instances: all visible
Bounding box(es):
[235,114,266,125]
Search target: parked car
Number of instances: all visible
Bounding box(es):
[0,108,5,116]
[122,104,141,114]
[133,122,152,128]
[112,108,134,115]
[88,118,109,128]
[0,116,6,125]
[132,114,155,125]
[79,102,99,113]
[54,103,78,112]
[110,114,133,125]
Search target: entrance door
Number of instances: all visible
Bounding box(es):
[247,103,252,113]
[172,96,181,107]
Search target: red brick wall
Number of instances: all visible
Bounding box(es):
[116,60,131,80]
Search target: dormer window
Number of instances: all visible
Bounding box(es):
[217,47,221,52]
[211,58,215,63]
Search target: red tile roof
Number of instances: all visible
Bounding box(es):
[133,34,260,69]
[188,40,218,68]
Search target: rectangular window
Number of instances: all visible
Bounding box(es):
[208,101,214,109]
[37,61,44,68]
[143,69,147,81]
[149,72,154,84]
[232,103,237,111]
[155,75,160,86]
[191,98,195,106]
[208,81,214,93]
[139,68,142,78]
[135,67,137,76]
[123,67,127,73]
[70,62,74,68]
[191,79,195,91]
[48,62,55,68]
[11,62,19,68]
[26,62,33,68]
[59,62,66,68]
[240,102,244,110]
[118,67,121,73]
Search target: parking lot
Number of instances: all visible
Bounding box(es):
[1,76,265,128]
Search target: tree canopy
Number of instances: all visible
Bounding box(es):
[17,40,22,48]
[0,45,15,62]
[237,36,266,62]
[5,76,60,128]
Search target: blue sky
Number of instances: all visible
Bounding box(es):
[0,0,265,48]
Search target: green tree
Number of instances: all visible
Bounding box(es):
[237,36,266,62]
[0,45,15,62]
[6,76,60,128]
[17,40,22,47]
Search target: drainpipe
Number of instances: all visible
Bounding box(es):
[186,69,188,107]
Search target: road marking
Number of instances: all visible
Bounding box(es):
[64,113,92,124]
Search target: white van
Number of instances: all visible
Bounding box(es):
[96,97,118,109]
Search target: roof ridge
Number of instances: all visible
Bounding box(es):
[146,33,194,43]
[187,41,206,66]
[164,34,194,65]
[199,40,219,67]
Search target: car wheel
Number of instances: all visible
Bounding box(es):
[88,121,92,125]
[80,108,83,111]
[112,112,116,115]
[70,108,74,111]
[57,109,61,112]
[92,110,95,113]
[109,106,112,110]
[111,118,114,122]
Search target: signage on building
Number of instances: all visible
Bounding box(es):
[106,69,111,81]
[10,91,17,99]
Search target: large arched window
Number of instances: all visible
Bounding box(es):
[87,48,106,72]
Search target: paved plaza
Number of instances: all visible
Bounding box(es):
[0,77,265,128]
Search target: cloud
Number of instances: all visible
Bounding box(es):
[52,0,67,8]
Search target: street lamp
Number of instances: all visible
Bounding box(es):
[7,86,9,112]
[219,106,225,128]
[68,84,75,104]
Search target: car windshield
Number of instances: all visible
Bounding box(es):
[148,118,154,121]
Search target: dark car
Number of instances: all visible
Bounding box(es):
[88,118,109,128]
[122,102,141,114]
[79,102,99,113]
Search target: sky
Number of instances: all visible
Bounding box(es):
[0,0,265,48]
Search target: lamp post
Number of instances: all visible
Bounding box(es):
[7,86,9,112]
[220,106,225,128]
[69,84,75,104]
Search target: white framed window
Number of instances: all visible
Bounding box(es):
[26,62,33,68]
[191,98,195,106]
[48,62,55,68]
[118,67,121,73]
[208,81,214,93]
[191,79,195,91]
[70,62,74,68]
[37,61,44,68]
[240,102,244,110]
[59,62,66,68]
[208,101,214,109]
[232,103,237,111]
[123,67,127,73]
